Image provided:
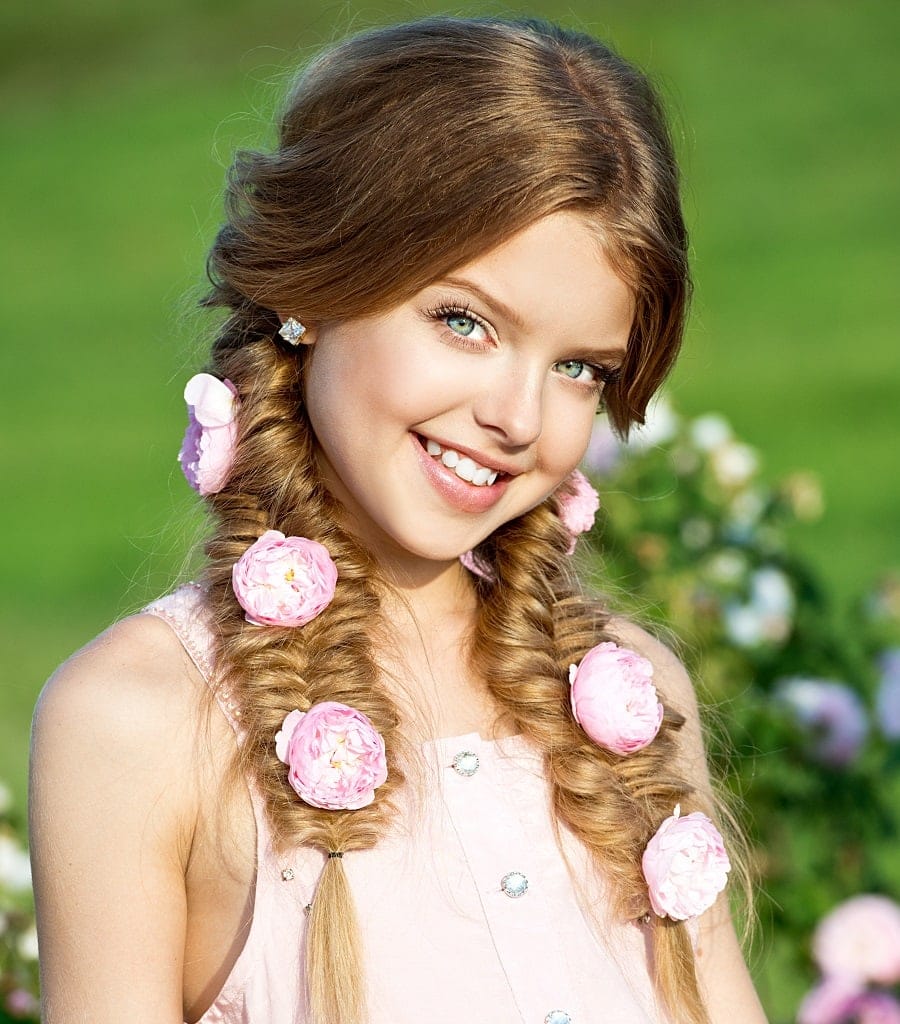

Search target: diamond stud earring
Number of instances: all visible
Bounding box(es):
[278,317,307,345]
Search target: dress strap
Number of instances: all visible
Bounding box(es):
[143,583,244,737]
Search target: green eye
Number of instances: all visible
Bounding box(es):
[559,360,589,380]
[447,314,476,337]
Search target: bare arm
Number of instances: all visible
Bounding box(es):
[611,620,769,1024]
[29,615,202,1023]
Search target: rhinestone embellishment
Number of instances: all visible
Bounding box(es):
[500,871,529,898]
[281,868,295,881]
[451,750,480,777]
[278,317,307,345]
[545,1012,572,1024]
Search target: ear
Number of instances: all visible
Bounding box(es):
[277,316,316,347]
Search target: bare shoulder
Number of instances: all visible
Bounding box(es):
[31,612,212,861]
[34,613,207,777]
[30,614,220,1020]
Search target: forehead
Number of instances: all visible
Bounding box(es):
[442,211,634,347]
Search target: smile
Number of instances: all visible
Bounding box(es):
[421,438,501,487]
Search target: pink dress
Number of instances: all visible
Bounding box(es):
[146,585,668,1024]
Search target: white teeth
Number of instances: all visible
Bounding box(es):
[423,436,502,487]
[455,458,477,482]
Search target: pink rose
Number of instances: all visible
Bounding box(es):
[569,641,663,755]
[813,895,900,986]
[232,530,338,627]
[178,372,239,495]
[641,804,731,920]
[459,548,494,581]
[275,702,388,810]
[797,976,863,1024]
[556,469,600,553]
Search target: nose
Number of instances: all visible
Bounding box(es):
[472,359,544,449]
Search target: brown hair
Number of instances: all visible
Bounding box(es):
[199,15,720,1024]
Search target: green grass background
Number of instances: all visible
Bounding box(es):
[1,1,898,1014]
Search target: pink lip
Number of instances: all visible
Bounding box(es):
[411,434,511,514]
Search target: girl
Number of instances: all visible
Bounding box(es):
[29,16,767,1024]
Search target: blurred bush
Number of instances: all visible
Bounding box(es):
[583,398,900,1019]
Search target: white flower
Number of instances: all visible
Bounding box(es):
[751,567,794,618]
[711,441,759,489]
[726,487,767,541]
[0,834,32,892]
[690,413,732,452]
[723,567,794,648]
[705,550,748,586]
[625,394,679,450]
[17,923,39,961]
[723,604,768,648]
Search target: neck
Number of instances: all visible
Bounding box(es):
[377,556,479,634]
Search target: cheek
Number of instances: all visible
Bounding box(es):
[539,395,597,477]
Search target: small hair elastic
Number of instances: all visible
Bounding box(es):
[327,851,344,859]
[278,317,307,345]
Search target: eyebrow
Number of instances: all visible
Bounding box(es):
[439,276,527,331]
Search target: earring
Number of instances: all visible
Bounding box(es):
[278,317,307,346]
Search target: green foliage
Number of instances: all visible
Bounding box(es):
[583,400,900,1020]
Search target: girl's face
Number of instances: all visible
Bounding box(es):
[302,211,634,569]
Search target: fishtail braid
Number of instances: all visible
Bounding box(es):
[471,501,709,1024]
[199,333,405,1024]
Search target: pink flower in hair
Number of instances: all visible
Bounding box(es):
[459,548,494,581]
[569,642,663,755]
[275,702,388,810]
[556,469,600,553]
[232,530,338,627]
[813,895,900,986]
[179,372,239,495]
[641,804,731,920]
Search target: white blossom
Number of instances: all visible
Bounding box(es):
[690,413,732,452]
[0,834,32,892]
[625,394,679,450]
